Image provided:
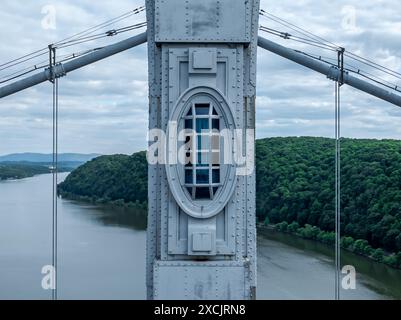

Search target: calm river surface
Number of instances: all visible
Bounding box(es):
[0,173,400,300]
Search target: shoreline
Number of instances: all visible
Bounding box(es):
[0,168,71,182]
[258,223,401,270]
[58,190,148,211]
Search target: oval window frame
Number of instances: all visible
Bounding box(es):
[165,86,237,219]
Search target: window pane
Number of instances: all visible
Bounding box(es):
[211,135,219,150]
[211,152,220,165]
[197,152,209,166]
[212,169,220,183]
[212,107,218,115]
[197,135,210,151]
[212,119,220,130]
[186,187,193,197]
[185,170,193,184]
[195,104,210,115]
[187,108,192,116]
[196,169,209,184]
[196,119,209,133]
[185,119,193,129]
[195,187,210,199]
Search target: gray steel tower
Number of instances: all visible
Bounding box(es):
[146,0,260,300]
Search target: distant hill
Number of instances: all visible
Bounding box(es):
[0,163,71,180]
[0,153,102,180]
[0,153,101,163]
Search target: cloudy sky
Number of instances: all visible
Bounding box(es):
[0,0,400,155]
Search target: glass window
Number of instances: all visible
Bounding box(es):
[196,119,209,133]
[196,169,209,184]
[185,119,193,129]
[197,135,210,151]
[195,187,210,199]
[212,169,220,183]
[195,104,210,115]
[211,135,219,150]
[212,119,220,130]
[184,102,222,200]
[185,170,193,184]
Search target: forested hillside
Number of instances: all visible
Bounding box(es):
[58,137,401,261]
[256,137,401,255]
[58,152,148,206]
[0,163,51,180]
[0,162,80,180]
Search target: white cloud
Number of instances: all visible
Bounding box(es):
[0,0,400,155]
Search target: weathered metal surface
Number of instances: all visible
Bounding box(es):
[146,0,260,300]
[153,261,247,300]
[154,0,251,43]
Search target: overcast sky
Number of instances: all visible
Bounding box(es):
[0,0,400,155]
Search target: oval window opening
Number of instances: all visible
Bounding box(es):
[166,86,237,219]
[183,102,221,200]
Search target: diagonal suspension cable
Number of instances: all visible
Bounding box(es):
[0,5,145,72]
[55,22,147,49]
[53,6,145,47]
[259,9,401,83]
[259,23,401,94]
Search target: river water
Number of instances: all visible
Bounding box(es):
[0,173,400,300]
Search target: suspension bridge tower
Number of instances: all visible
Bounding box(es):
[146,0,260,300]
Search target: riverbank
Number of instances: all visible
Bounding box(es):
[0,163,74,181]
[259,222,401,270]
[58,190,148,211]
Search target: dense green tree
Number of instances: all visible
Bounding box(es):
[58,152,147,205]
[287,221,300,233]
[372,248,385,262]
[340,236,355,249]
